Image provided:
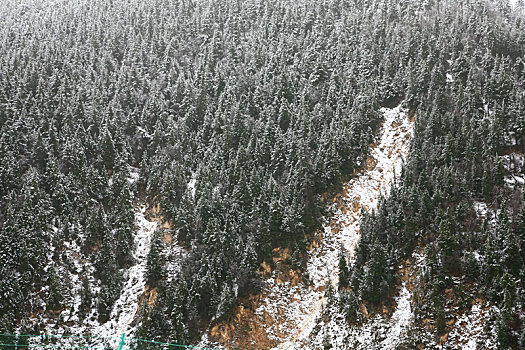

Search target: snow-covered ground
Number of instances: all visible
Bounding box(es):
[21,167,191,348]
[240,104,414,349]
[88,206,158,343]
[447,303,498,350]
[31,206,159,348]
[380,283,413,348]
[305,282,413,350]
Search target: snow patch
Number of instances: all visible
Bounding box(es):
[509,0,525,9]
[188,177,197,199]
[473,201,489,218]
[380,283,412,349]
[91,206,158,340]
[127,166,140,185]
[447,303,497,349]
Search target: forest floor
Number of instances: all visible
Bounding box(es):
[203,103,414,349]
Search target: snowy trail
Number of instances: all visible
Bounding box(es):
[253,104,413,349]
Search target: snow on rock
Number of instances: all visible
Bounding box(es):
[248,103,414,349]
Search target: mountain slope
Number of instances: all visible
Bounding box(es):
[200,104,413,349]
[1,1,525,348]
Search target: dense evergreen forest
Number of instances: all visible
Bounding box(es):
[335,1,525,348]
[0,0,524,348]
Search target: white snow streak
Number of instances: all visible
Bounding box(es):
[188,177,197,199]
[92,206,158,342]
[32,205,159,348]
[380,283,412,349]
[307,281,413,350]
[253,104,414,349]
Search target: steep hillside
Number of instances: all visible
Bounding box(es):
[199,104,413,349]
[1,0,525,348]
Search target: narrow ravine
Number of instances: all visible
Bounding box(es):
[257,104,414,349]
